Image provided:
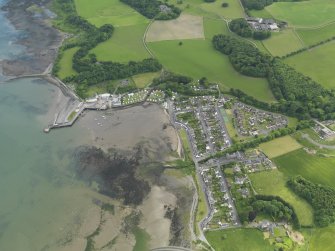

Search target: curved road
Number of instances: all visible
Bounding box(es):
[302,134,335,149]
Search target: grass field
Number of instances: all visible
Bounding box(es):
[146,14,204,42]
[249,9,274,19]
[91,24,150,63]
[58,47,78,79]
[274,149,335,189]
[204,18,229,40]
[302,225,335,251]
[284,41,335,89]
[266,0,335,27]
[249,169,314,226]
[132,72,160,88]
[262,29,304,57]
[200,0,245,20]
[259,136,302,158]
[148,39,275,102]
[74,0,148,27]
[296,23,335,46]
[206,228,273,251]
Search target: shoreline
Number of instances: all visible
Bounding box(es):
[0,0,63,77]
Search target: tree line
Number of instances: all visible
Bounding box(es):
[53,0,162,98]
[120,0,181,20]
[288,176,335,227]
[212,34,335,120]
[241,0,303,11]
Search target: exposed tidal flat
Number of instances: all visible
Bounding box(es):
[0,78,193,250]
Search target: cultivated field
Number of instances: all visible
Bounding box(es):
[91,24,150,62]
[249,169,314,226]
[58,47,78,79]
[265,0,335,27]
[206,228,273,251]
[262,29,304,57]
[296,23,335,46]
[259,136,302,158]
[284,41,335,89]
[148,39,275,102]
[146,14,204,42]
[274,149,335,189]
[74,0,148,27]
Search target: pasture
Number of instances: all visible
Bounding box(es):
[148,39,275,102]
[204,18,229,40]
[274,149,335,189]
[74,0,148,27]
[249,169,314,226]
[57,47,78,79]
[284,41,335,89]
[262,29,304,57]
[266,0,335,27]
[146,14,204,42]
[296,23,335,46]
[206,228,273,251]
[259,135,302,158]
[91,24,150,63]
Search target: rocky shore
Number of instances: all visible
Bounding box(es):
[0,0,63,76]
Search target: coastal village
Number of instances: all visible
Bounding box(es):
[44,80,314,249]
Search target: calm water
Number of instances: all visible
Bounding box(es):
[0,2,99,250]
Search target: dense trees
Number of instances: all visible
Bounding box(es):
[120,0,181,20]
[229,18,271,40]
[213,34,335,120]
[288,176,335,227]
[241,0,273,10]
[229,18,253,38]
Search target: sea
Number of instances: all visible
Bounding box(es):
[0,1,100,250]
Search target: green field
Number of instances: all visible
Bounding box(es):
[259,135,302,158]
[91,24,150,63]
[266,0,335,27]
[303,225,335,251]
[284,41,335,89]
[200,0,245,20]
[262,29,304,57]
[206,228,273,251]
[204,18,229,40]
[74,0,148,27]
[296,23,335,46]
[58,47,78,79]
[249,169,314,226]
[148,39,274,102]
[132,72,160,88]
[274,149,335,189]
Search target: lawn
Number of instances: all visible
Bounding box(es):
[262,29,304,57]
[57,47,78,79]
[179,128,193,160]
[91,24,150,63]
[132,72,160,88]
[259,135,302,158]
[296,23,335,46]
[148,39,275,102]
[206,228,273,251]
[284,41,335,89]
[266,0,335,27]
[274,149,335,189]
[249,169,313,226]
[74,0,148,27]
